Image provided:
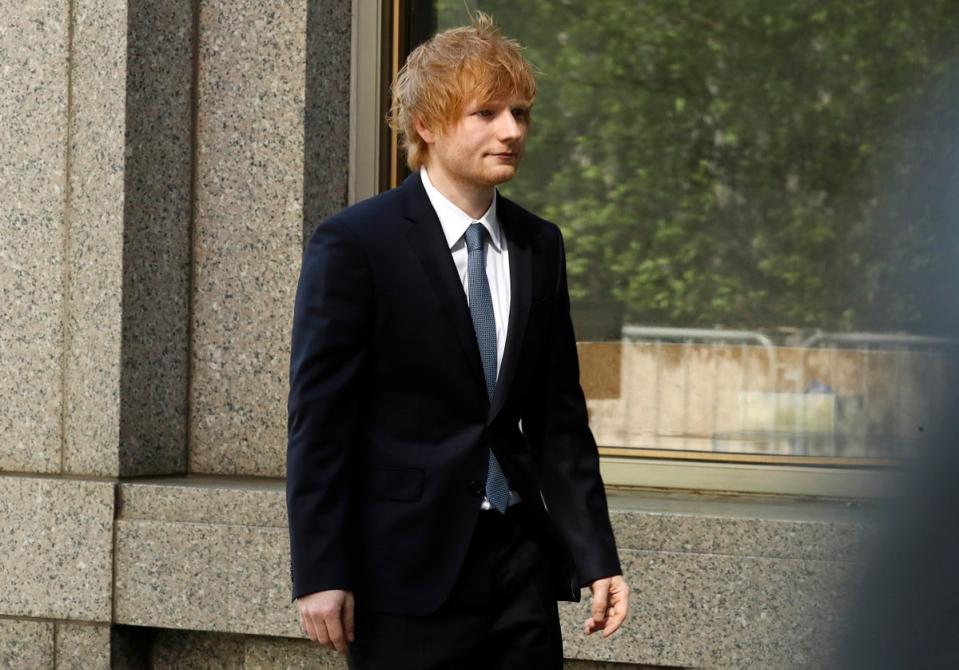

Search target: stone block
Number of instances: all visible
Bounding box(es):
[119,0,194,476]
[111,480,869,667]
[114,519,298,637]
[118,478,286,526]
[63,0,127,476]
[148,629,343,669]
[0,0,69,474]
[0,477,114,621]
[0,618,54,668]
[115,480,297,636]
[56,622,110,670]
[606,490,869,562]
[3,0,194,479]
[244,635,341,669]
[561,548,853,669]
[188,0,307,477]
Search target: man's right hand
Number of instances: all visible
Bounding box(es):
[296,589,355,654]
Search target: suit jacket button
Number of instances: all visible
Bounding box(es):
[469,480,483,495]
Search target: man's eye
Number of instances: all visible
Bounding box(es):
[512,108,529,120]
[475,109,493,118]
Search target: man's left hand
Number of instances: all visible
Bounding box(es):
[583,574,629,638]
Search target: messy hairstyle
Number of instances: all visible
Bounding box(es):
[387,11,537,171]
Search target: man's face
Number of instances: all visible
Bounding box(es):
[420,95,532,190]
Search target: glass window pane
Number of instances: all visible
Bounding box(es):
[404,1,959,464]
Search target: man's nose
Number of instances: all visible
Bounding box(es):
[496,110,523,141]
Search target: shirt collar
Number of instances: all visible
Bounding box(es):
[420,167,504,252]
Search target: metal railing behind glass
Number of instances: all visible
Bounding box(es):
[580,327,957,464]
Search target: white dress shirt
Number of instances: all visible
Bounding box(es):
[420,168,511,376]
[420,168,519,510]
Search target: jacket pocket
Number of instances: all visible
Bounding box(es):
[366,466,425,502]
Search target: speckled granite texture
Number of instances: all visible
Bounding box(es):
[115,480,294,635]
[3,0,194,479]
[138,628,677,668]
[63,0,127,476]
[119,0,194,476]
[561,550,854,668]
[111,479,865,668]
[0,0,69,474]
[0,618,54,668]
[303,0,352,241]
[147,629,656,669]
[114,518,296,636]
[568,493,868,668]
[188,0,306,477]
[141,630,684,670]
[56,622,111,670]
[0,477,115,621]
[118,478,287,526]
[606,491,872,563]
[151,630,342,669]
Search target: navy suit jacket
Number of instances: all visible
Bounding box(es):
[286,172,621,615]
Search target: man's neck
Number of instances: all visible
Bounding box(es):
[422,164,494,220]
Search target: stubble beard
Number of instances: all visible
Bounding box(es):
[483,159,521,187]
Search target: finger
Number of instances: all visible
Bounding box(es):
[302,610,321,644]
[324,609,348,654]
[317,622,333,647]
[344,593,356,643]
[601,590,630,638]
[601,604,627,637]
[583,614,601,635]
[590,581,609,624]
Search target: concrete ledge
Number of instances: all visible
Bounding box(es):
[606,489,873,562]
[561,549,855,668]
[117,478,286,526]
[149,629,341,669]
[143,628,656,669]
[112,478,869,667]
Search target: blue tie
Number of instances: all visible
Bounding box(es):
[465,223,510,514]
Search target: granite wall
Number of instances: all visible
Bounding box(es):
[187,0,307,477]
[0,0,321,664]
[107,480,866,669]
[0,0,870,668]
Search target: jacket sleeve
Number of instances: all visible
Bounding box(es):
[524,225,622,588]
[286,216,372,600]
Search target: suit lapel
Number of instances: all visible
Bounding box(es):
[488,195,531,425]
[402,175,488,405]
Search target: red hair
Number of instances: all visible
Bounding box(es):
[388,12,537,170]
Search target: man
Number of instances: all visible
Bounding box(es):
[287,13,629,669]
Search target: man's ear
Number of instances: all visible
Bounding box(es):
[414,116,436,145]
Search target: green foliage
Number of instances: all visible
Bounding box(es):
[432,0,959,333]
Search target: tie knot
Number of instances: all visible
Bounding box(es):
[464,222,487,252]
